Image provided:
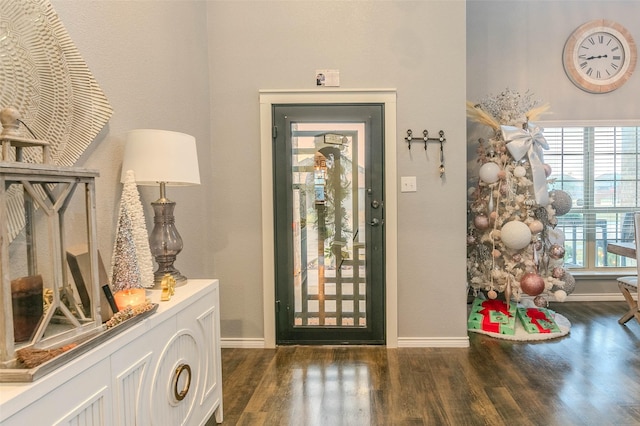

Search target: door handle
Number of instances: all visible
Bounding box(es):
[370,218,383,226]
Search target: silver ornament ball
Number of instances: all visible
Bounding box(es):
[551,190,572,216]
[552,266,565,279]
[549,244,566,260]
[534,295,548,307]
[563,272,576,295]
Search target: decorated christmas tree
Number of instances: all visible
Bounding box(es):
[467,90,576,307]
[111,170,154,291]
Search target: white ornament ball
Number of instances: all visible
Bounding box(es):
[514,165,527,178]
[548,227,566,246]
[479,162,501,184]
[500,221,532,250]
[551,190,572,216]
[554,290,567,302]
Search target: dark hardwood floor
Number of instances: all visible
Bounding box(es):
[215,301,640,426]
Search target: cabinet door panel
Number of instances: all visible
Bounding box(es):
[53,386,110,426]
[111,319,168,425]
[150,330,200,425]
[3,359,111,426]
[176,285,222,424]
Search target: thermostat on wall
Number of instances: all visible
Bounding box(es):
[315,69,340,87]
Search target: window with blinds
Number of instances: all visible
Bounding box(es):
[543,125,639,270]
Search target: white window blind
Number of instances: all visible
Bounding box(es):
[543,125,640,269]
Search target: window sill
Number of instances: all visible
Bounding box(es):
[567,269,636,280]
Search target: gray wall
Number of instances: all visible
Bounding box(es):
[46,0,469,344]
[467,0,640,120]
[51,1,215,291]
[467,0,640,297]
[207,1,468,341]
[21,0,637,346]
[26,0,639,344]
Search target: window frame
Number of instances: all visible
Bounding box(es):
[538,119,640,273]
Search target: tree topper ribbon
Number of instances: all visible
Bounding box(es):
[501,122,549,206]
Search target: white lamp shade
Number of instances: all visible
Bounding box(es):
[121,129,201,186]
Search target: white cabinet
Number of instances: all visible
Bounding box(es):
[0,279,223,426]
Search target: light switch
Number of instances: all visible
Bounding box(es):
[400,176,417,192]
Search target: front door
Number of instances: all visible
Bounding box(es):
[273,104,385,344]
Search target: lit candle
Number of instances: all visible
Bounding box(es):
[113,288,146,310]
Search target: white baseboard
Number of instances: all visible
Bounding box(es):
[221,337,471,348]
[397,337,470,348]
[564,292,630,302]
[220,338,265,349]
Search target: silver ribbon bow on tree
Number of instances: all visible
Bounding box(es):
[501,122,549,206]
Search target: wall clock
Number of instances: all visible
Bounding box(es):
[562,19,637,94]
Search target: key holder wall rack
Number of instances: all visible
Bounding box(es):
[404,129,447,177]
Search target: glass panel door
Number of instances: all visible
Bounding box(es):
[273,104,384,344]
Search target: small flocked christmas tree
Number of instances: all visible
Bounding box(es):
[467,90,576,307]
[111,170,154,292]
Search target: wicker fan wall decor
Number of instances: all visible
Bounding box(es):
[0,0,113,241]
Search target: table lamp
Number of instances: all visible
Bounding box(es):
[121,129,200,286]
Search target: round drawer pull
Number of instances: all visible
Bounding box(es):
[173,363,192,401]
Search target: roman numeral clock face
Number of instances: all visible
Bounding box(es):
[578,32,624,79]
[563,20,637,93]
